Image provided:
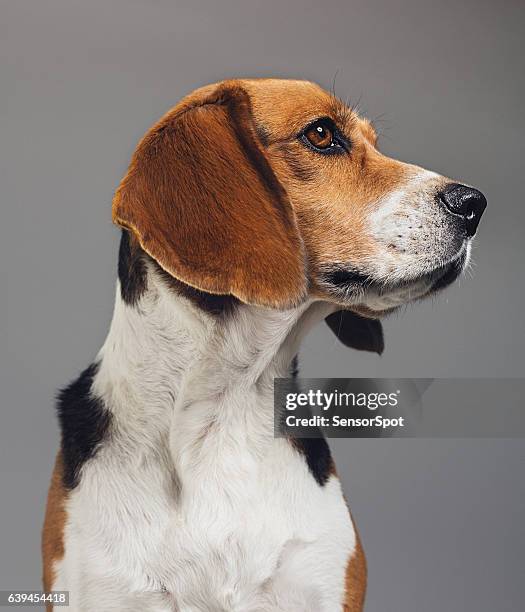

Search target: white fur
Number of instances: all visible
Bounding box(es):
[367,170,459,280]
[52,265,355,611]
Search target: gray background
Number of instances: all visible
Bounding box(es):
[1,0,524,610]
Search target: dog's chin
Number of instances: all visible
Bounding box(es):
[428,248,470,291]
[322,246,469,316]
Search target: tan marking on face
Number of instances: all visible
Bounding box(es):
[359,118,378,147]
[115,77,463,309]
[42,453,67,609]
[240,79,413,296]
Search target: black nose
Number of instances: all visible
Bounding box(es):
[438,183,487,237]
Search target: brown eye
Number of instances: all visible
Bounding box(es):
[300,118,346,154]
[305,122,333,149]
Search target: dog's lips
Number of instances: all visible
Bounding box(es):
[321,247,469,315]
[323,251,467,295]
[425,250,468,292]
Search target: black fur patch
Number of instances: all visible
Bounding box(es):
[56,363,111,489]
[118,230,148,306]
[290,436,334,487]
[286,356,334,486]
[119,228,238,315]
[290,355,299,379]
[153,262,240,316]
[322,267,373,290]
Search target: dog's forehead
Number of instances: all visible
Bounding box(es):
[241,78,350,137]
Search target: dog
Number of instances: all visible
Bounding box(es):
[42,78,486,611]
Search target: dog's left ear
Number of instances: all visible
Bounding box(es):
[325,310,384,354]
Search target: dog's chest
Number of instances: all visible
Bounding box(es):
[65,423,354,611]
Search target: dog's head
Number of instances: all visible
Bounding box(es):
[113,79,486,352]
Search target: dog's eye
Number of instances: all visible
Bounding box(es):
[300,118,347,154]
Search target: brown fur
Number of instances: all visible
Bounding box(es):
[241,79,411,294]
[105,77,418,607]
[42,453,67,611]
[343,528,367,611]
[113,82,307,309]
[113,78,416,309]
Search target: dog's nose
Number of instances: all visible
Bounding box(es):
[439,183,487,237]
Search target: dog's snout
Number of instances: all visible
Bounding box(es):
[438,183,487,237]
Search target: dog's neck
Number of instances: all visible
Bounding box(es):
[92,260,332,485]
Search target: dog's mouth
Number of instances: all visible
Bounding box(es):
[320,247,469,312]
[426,251,467,291]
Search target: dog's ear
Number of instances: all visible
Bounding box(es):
[325,310,384,354]
[112,83,306,309]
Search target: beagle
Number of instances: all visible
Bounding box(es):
[42,78,486,611]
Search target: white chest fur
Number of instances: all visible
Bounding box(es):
[53,276,355,611]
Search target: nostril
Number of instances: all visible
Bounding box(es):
[439,183,487,237]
